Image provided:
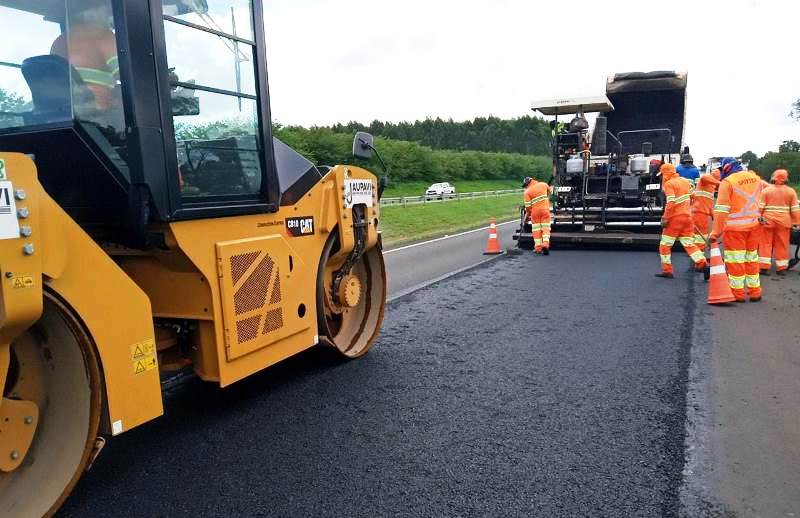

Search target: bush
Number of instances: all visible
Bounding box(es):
[273,126,551,183]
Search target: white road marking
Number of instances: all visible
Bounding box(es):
[385,220,517,255]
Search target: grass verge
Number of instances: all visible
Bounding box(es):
[380,193,521,247]
[382,179,521,198]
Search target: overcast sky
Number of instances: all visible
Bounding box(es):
[263,0,799,163]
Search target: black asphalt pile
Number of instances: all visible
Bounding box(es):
[60,251,696,517]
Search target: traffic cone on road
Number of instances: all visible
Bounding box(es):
[707,242,736,305]
[483,218,503,255]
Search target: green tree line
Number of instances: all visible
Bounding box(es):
[274,125,552,183]
[742,140,800,184]
[326,116,552,156]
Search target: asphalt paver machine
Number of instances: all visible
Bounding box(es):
[515,71,689,247]
[0,1,387,515]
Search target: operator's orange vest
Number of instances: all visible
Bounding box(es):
[51,26,120,110]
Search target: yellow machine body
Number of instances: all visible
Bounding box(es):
[0,152,381,436]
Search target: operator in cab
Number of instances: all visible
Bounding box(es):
[656,163,707,278]
[710,158,764,302]
[523,176,551,256]
[691,168,721,252]
[758,169,800,276]
[50,2,120,113]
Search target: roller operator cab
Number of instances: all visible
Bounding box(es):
[0,1,387,515]
[515,71,689,248]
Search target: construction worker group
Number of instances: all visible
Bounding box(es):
[655,157,799,303]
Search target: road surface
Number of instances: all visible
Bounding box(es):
[60,236,700,517]
[384,219,517,299]
[58,235,800,517]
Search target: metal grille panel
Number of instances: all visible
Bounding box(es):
[269,271,282,304]
[262,308,284,335]
[234,255,274,315]
[236,316,261,343]
[230,251,260,286]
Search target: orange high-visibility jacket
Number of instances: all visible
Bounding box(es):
[663,176,693,220]
[712,171,763,235]
[691,174,720,216]
[524,180,550,217]
[759,184,800,228]
[52,26,120,110]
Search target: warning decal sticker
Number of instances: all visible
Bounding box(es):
[131,339,157,375]
[0,159,6,180]
[0,181,20,240]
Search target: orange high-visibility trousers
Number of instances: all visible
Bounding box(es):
[693,213,712,252]
[660,214,707,274]
[723,227,762,301]
[759,223,791,272]
[531,209,551,252]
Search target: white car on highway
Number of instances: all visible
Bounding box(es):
[425,182,456,200]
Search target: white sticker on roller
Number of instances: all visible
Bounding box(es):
[557,186,572,193]
[646,184,661,191]
[0,181,20,240]
[112,420,123,436]
[344,179,374,208]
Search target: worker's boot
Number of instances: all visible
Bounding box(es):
[542,248,550,256]
[654,272,674,279]
[749,297,762,302]
[776,270,787,277]
[761,269,771,276]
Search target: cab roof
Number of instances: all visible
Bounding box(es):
[531,96,614,116]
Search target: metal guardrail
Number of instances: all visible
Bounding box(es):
[380,189,523,207]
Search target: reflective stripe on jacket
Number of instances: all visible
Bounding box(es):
[760,184,800,228]
[691,173,720,216]
[663,176,693,220]
[524,181,550,217]
[712,171,763,234]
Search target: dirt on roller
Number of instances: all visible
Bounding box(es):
[59,250,697,517]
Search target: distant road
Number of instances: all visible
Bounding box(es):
[384,220,517,299]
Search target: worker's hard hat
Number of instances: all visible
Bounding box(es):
[522,177,534,188]
[772,169,789,185]
[720,157,742,178]
[680,153,694,164]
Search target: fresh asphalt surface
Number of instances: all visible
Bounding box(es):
[60,237,701,517]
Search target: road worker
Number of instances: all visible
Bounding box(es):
[523,176,551,255]
[51,3,120,111]
[691,168,721,252]
[758,169,800,276]
[677,152,700,186]
[710,158,764,302]
[656,163,707,278]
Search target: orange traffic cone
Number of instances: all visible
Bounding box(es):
[708,242,736,305]
[483,218,503,255]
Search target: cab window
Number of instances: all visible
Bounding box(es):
[0,0,127,166]
[162,0,263,198]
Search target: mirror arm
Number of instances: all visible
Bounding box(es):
[359,137,390,199]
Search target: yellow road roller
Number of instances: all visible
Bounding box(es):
[0,1,386,515]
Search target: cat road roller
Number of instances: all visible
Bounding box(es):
[0,1,387,515]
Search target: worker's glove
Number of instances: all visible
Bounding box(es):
[758,216,768,225]
[660,218,668,228]
[709,235,718,243]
